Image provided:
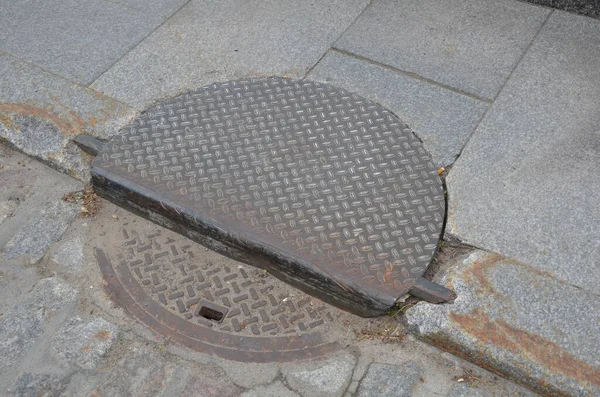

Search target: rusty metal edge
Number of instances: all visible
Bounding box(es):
[409,278,456,304]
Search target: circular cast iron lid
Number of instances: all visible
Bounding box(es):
[93,77,446,316]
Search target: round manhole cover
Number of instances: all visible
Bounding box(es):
[95,206,366,362]
[91,77,446,317]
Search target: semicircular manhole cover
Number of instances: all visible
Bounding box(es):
[90,77,447,362]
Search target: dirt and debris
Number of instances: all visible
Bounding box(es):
[355,300,418,343]
[62,186,100,218]
[454,369,481,385]
[425,239,475,281]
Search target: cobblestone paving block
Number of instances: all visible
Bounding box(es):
[51,316,118,370]
[221,361,279,389]
[446,382,491,397]
[3,200,79,263]
[0,278,78,372]
[9,372,70,397]
[282,352,357,397]
[242,381,301,397]
[0,161,31,225]
[176,372,243,397]
[356,362,422,397]
[52,235,84,272]
[406,251,600,397]
[91,346,175,397]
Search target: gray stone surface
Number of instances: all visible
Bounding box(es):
[175,371,242,397]
[282,352,356,397]
[0,199,20,225]
[112,0,188,21]
[0,52,136,179]
[447,383,491,397]
[335,0,550,100]
[3,200,79,263]
[51,316,118,369]
[221,361,279,388]
[92,346,175,396]
[356,363,422,397]
[242,381,301,397]
[52,236,84,271]
[91,0,368,109]
[10,372,70,397]
[308,51,489,166]
[0,278,78,372]
[446,11,600,293]
[0,149,82,249]
[406,250,600,397]
[0,0,171,84]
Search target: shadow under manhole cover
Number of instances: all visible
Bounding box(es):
[95,207,363,362]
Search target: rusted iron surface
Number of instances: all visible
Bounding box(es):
[74,135,105,156]
[91,77,449,316]
[409,278,456,303]
[92,209,374,362]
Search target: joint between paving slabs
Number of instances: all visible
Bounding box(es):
[452,10,554,164]
[328,47,493,104]
[303,0,374,79]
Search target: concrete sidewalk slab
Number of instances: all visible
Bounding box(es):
[406,251,600,397]
[0,0,174,84]
[308,51,489,167]
[335,0,550,100]
[91,0,368,109]
[446,11,600,293]
[0,52,137,179]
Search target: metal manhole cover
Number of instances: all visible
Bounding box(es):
[94,206,361,362]
[88,77,452,318]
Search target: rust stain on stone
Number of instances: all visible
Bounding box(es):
[466,253,503,295]
[464,253,558,297]
[424,333,570,397]
[94,329,112,340]
[450,308,600,388]
[0,102,80,134]
[0,100,126,136]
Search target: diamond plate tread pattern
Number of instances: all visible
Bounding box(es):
[93,77,445,315]
[120,226,333,337]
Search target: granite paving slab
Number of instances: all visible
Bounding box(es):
[446,11,600,292]
[335,0,550,100]
[111,0,189,20]
[0,0,174,84]
[91,0,369,109]
[0,52,137,179]
[406,251,600,397]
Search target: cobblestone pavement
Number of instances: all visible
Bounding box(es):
[1,0,598,396]
[0,147,537,397]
